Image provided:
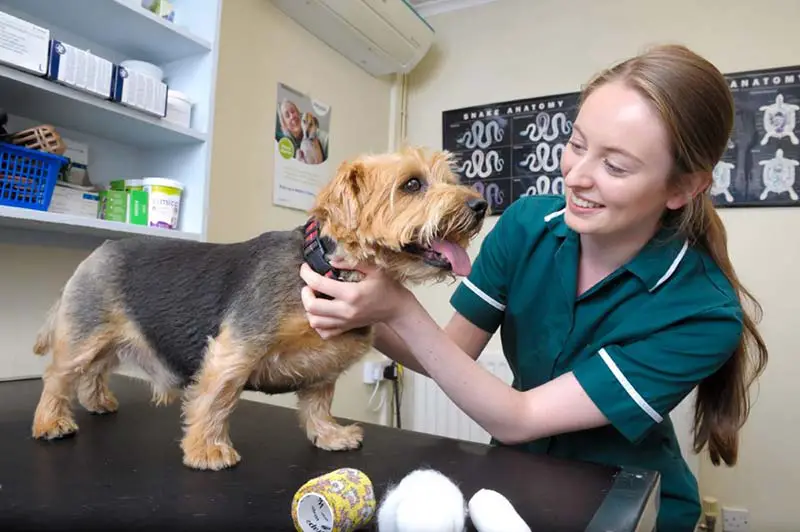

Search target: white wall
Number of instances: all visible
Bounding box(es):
[404,0,799,529]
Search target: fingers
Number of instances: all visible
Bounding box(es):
[300,286,347,339]
[300,285,338,316]
[299,263,350,300]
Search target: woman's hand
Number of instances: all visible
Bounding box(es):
[299,259,415,339]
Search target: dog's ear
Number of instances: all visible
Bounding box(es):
[311,160,366,231]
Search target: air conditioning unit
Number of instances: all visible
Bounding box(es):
[270,0,435,77]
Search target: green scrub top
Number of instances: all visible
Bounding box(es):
[450,194,743,531]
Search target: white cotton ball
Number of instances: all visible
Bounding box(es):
[468,488,531,532]
[377,468,466,532]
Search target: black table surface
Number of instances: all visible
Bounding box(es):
[0,375,658,531]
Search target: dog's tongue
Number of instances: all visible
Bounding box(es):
[432,239,472,276]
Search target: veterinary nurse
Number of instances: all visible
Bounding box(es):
[299,44,769,531]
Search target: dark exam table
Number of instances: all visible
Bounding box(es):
[0,375,659,531]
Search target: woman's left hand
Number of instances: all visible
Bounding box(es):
[299,259,414,338]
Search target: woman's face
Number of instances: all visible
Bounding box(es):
[281,101,302,137]
[560,81,691,242]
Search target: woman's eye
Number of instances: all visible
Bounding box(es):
[604,161,627,175]
[403,178,423,192]
[568,140,586,152]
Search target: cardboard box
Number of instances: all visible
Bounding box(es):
[47,39,114,99]
[59,137,90,186]
[111,65,168,117]
[48,184,99,218]
[97,189,127,222]
[127,189,148,226]
[0,10,49,76]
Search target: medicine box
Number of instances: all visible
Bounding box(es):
[111,65,168,118]
[60,137,90,186]
[47,40,114,99]
[97,189,127,223]
[48,184,99,219]
[0,10,49,76]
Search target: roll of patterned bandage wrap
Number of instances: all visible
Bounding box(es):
[291,467,376,532]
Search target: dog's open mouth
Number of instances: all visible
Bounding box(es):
[402,239,472,277]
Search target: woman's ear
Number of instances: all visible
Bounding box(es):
[666,171,711,210]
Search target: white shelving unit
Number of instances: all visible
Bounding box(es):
[0,0,222,243]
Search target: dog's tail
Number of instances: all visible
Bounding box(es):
[33,295,61,356]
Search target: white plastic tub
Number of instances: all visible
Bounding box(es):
[142,177,183,230]
[164,89,193,129]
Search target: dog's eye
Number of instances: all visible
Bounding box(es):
[403,178,423,193]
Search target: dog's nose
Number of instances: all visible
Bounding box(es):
[467,197,488,217]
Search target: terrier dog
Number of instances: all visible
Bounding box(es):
[298,112,324,165]
[30,146,488,471]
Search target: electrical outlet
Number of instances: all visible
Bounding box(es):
[721,507,749,532]
[362,361,388,384]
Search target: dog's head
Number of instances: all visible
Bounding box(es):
[301,112,319,139]
[309,146,488,283]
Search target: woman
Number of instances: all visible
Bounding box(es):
[299,44,769,531]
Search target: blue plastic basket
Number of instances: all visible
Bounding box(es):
[0,142,68,211]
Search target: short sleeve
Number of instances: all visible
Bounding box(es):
[572,305,744,444]
[449,195,559,333]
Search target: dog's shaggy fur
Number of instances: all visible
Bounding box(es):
[30,146,487,471]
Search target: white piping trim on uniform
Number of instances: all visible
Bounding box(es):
[598,347,663,424]
[649,238,689,292]
[543,208,566,222]
[462,278,506,311]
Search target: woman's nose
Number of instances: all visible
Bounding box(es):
[564,159,594,188]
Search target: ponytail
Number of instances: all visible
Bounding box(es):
[683,194,768,466]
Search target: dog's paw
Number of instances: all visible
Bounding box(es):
[314,424,364,451]
[81,392,119,415]
[32,416,78,440]
[182,441,242,471]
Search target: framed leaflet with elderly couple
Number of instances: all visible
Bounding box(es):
[442,64,800,214]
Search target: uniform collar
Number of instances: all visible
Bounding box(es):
[624,226,689,292]
[543,207,689,292]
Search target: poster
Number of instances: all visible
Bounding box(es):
[443,64,800,215]
[442,91,580,216]
[273,82,332,211]
[713,65,800,208]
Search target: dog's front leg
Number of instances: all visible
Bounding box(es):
[297,380,363,451]
[180,328,251,470]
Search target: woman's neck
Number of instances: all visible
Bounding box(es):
[576,223,659,296]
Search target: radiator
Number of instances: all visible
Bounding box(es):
[409,353,513,443]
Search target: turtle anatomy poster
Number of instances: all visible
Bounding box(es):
[441,91,580,216]
[715,65,800,207]
[443,65,800,215]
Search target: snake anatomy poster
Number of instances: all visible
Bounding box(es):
[443,64,800,215]
[441,91,580,216]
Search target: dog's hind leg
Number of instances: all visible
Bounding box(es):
[32,329,112,439]
[77,348,120,414]
[180,326,251,471]
[297,380,363,451]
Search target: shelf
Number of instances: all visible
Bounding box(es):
[0,64,206,147]
[0,205,201,242]
[0,0,212,65]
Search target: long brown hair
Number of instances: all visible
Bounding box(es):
[580,44,768,466]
